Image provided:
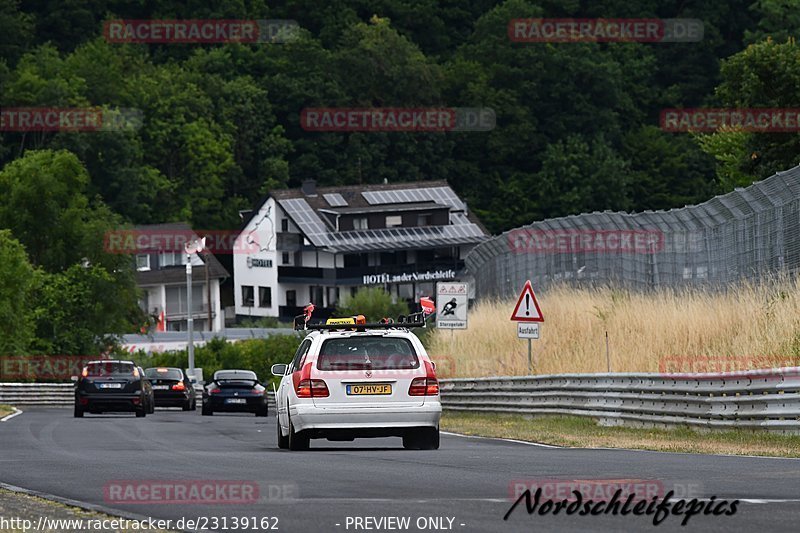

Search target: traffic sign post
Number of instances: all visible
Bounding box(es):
[436,282,468,329]
[517,322,539,339]
[510,280,544,375]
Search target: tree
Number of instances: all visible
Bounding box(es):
[624,126,716,210]
[694,129,753,192]
[0,230,35,355]
[0,149,119,271]
[29,264,143,355]
[0,150,143,355]
[700,38,800,188]
[0,0,33,64]
[336,288,410,322]
[536,134,632,218]
[745,0,800,44]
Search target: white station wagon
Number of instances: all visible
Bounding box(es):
[272,314,441,451]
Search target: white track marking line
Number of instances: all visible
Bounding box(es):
[585,445,800,461]
[443,431,800,460]
[0,408,22,422]
[441,431,562,448]
[737,499,800,504]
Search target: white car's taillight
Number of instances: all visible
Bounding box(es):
[296,379,329,398]
[293,363,329,397]
[408,360,439,396]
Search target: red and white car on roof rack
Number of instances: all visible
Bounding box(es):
[271,311,441,451]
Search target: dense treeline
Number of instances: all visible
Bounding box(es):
[2,0,800,353]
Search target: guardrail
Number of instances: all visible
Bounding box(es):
[0,383,276,408]
[8,371,800,434]
[439,368,800,434]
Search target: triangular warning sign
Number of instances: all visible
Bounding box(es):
[510,280,544,322]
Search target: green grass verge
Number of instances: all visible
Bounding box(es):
[0,404,13,418]
[440,411,800,458]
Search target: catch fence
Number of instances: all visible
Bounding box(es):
[467,166,800,298]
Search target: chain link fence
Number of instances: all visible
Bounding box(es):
[467,166,800,299]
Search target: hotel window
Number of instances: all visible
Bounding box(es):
[386,215,402,228]
[353,217,368,230]
[281,218,289,232]
[242,285,255,307]
[166,286,203,314]
[282,252,290,265]
[136,254,150,271]
[327,287,339,306]
[258,286,272,308]
[286,290,296,308]
[417,213,432,226]
[160,252,186,267]
[309,286,324,306]
[138,291,150,313]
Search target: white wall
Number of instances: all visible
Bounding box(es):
[318,251,335,268]
[278,282,310,306]
[212,279,223,331]
[234,197,281,318]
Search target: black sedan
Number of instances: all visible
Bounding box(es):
[74,360,150,417]
[144,367,196,410]
[202,370,268,417]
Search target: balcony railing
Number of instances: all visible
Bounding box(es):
[277,266,328,280]
[277,261,463,282]
[164,302,216,320]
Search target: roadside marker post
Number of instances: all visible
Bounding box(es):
[510,280,544,375]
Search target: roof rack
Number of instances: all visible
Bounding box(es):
[293,311,427,331]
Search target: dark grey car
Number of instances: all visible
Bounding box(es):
[74,360,150,418]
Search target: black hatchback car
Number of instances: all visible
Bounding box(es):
[144,367,196,410]
[74,360,150,417]
[202,369,268,416]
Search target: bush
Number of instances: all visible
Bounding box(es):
[237,316,291,329]
[336,287,409,322]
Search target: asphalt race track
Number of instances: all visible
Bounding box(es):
[1,408,799,532]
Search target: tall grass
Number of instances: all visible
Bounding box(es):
[427,281,800,378]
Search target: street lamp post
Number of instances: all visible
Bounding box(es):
[185,237,206,382]
[186,257,194,379]
[205,251,212,331]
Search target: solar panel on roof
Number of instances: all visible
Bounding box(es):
[279,188,486,253]
[280,198,331,246]
[362,187,465,210]
[323,193,348,207]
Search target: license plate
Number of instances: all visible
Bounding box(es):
[225,398,247,404]
[346,384,392,395]
[152,385,169,390]
[99,383,123,389]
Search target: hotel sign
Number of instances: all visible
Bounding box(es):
[247,257,273,268]
[362,269,456,285]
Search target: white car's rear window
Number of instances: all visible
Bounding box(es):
[317,337,420,370]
